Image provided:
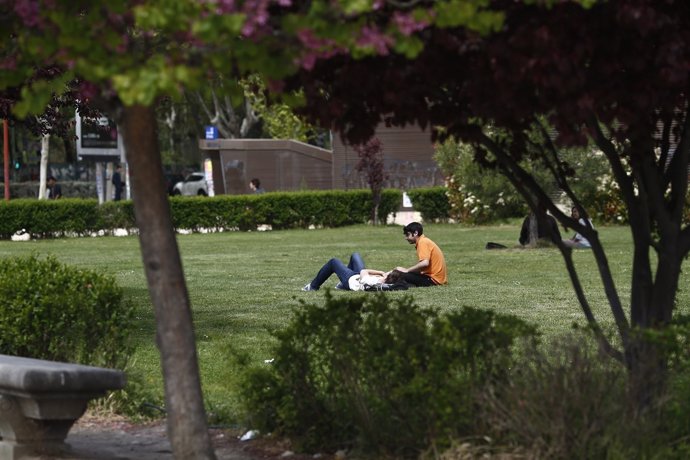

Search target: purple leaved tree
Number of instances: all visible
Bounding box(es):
[354,137,388,225]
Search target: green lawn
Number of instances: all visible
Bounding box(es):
[1,223,688,421]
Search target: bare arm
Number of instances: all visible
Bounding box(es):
[395,259,430,273]
[360,269,387,277]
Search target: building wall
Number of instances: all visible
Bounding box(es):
[199,139,332,194]
[332,124,444,190]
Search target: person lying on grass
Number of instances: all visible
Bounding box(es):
[302,252,404,291]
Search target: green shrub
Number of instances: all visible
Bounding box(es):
[480,335,628,459]
[406,187,451,222]
[239,292,538,457]
[433,135,614,224]
[0,254,135,369]
[0,189,403,239]
[636,315,690,457]
[434,138,526,224]
[480,328,690,459]
[100,200,136,230]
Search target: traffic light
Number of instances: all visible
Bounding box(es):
[13,159,20,170]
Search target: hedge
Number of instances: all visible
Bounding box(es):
[0,189,402,239]
[406,187,451,222]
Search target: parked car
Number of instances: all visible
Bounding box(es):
[164,173,185,196]
[172,172,208,196]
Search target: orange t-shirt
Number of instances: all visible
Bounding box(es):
[416,235,447,285]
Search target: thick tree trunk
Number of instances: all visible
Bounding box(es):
[120,104,216,460]
[627,242,682,407]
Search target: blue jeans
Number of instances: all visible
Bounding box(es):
[310,252,365,290]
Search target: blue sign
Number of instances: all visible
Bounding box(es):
[205,126,219,140]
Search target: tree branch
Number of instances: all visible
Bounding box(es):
[477,131,629,358]
[668,105,690,224]
[587,116,657,334]
[680,225,690,259]
[558,244,625,363]
[658,113,671,178]
[636,139,673,242]
[195,92,217,127]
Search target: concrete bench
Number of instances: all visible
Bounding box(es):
[0,354,126,459]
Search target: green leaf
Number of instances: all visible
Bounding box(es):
[393,35,425,59]
[434,0,504,34]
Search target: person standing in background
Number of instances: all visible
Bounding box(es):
[112,164,125,201]
[249,178,264,194]
[47,176,62,199]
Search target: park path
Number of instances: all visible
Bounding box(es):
[34,413,319,460]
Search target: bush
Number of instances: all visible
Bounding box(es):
[434,135,615,224]
[480,335,628,459]
[406,187,451,222]
[434,138,526,224]
[0,254,135,369]
[0,189,403,239]
[479,328,690,459]
[239,292,538,457]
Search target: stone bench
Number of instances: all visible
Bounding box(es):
[0,354,126,459]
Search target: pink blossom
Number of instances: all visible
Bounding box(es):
[297,28,338,51]
[393,11,428,36]
[356,26,393,55]
[299,54,317,71]
[216,0,236,13]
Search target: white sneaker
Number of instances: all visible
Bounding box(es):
[302,283,313,291]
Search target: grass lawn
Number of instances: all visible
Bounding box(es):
[1,222,688,422]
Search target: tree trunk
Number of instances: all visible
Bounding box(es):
[627,335,668,412]
[527,214,538,247]
[38,134,49,199]
[105,162,114,202]
[372,188,381,225]
[119,104,217,460]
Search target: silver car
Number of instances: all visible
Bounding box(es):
[172,172,208,196]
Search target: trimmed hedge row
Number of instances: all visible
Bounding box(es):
[406,187,451,222]
[0,189,402,239]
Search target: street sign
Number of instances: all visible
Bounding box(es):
[205,126,219,140]
[75,111,124,161]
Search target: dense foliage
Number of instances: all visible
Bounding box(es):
[285,0,690,385]
[434,136,617,224]
[405,187,451,223]
[480,327,690,459]
[239,292,537,457]
[0,255,134,368]
[0,190,402,238]
[434,138,526,223]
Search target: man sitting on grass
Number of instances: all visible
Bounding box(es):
[395,222,448,287]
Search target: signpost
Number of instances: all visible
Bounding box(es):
[76,111,126,202]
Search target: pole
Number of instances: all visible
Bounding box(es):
[3,119,9,201]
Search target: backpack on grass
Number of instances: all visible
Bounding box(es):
[364,281,409,292]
